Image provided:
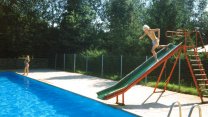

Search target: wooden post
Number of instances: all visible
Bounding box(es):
[164,50,182,91]
[122,93,125,106]
[116,96,118,104]
[154,60,167,93]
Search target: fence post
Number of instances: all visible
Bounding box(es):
[55,54,57,69]
[145,56,148,84]
[63,54,65,71]
[86,56,88,72]
[120,55,123,78]
[101,55,104,77]
[74,54,76,72]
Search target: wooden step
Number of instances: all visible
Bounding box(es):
[191,64,202,66]
[201,89,208,92]
[197,79,208,81]
[189,55,199,57]
[187,50,194,52]
[199,84,208,86]
[186,46,195,48]
[203,95,208,97]
[195,74,207,76]
[193,69,205,71]
[190,59,201,62]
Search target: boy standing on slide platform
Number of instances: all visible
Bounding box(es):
[139,25,168,61]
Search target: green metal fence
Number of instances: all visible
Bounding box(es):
[0,58,49,69]
[51,53,208,87]
[1,53,206,91]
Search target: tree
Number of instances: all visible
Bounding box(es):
[144,0,207,44]
[37,0,66,27]
[59,0,97,53]
[0,0,208,58]
[104,0,146,55]
[0,0,50,57]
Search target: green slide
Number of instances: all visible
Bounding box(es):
[97,43,182,100]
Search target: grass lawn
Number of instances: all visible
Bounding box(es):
[75,70,199,96]
[144,82,198,96]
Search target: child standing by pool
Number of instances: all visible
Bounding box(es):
[23,55,30,76]
[139,25,168,61]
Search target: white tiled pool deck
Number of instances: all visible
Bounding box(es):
[16,69,208,117]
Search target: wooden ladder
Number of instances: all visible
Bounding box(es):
[187,48,208,102]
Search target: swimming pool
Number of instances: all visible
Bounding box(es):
[0,72,138,117]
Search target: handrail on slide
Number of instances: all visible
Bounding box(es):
[167,101,182,117]
[188,104,202,117]
[167,101,202,117]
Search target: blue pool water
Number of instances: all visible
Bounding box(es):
[0,72,138,117]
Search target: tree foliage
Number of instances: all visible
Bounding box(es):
[59,0,98,53]
[0,0,207,57]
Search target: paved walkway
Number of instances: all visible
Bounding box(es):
[17,69,208,117]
